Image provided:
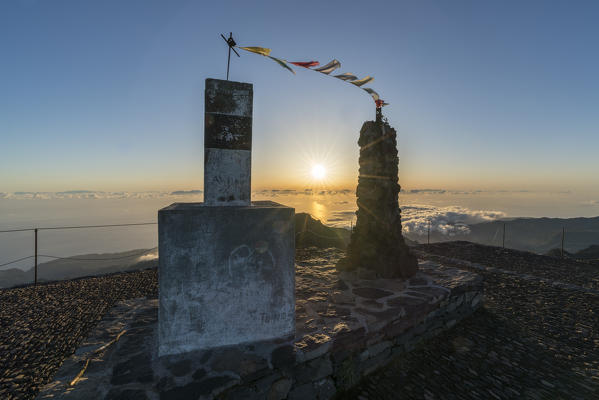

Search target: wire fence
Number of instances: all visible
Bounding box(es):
[0,222,158,287]
[0,220,348,288]
[2,217,596,288]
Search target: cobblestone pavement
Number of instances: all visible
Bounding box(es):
[419,241,599,291]
[0,270,158,400]
[348,242,599,399]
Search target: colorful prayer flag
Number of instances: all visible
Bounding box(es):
[267,56,295,74]
[289,61,320,68]
[363,88,380,101]
[375,99,389,108]
[333,72,358,81]
[314,59,341,74]
[350,76,374,87]
[238,46,271,56]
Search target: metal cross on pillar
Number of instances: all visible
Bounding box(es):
[221,32,240,81]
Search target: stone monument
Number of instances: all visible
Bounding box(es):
[338,111,418,279]
[157,79,295,357]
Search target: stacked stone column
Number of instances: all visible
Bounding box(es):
[340,118,417,279]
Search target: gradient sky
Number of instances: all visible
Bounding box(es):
[1,0,598,194]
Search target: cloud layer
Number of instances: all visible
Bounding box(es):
[0,189,358,200]
[401,205,506,236]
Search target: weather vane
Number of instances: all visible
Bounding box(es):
[221,32,240,81]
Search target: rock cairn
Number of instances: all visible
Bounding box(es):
[339,116,418,279]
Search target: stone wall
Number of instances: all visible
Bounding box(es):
[220,262,482,399]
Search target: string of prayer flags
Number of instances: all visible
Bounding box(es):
[313,59,341,74]
[235,43,388,107]
[238,46,296,74]
[290,61,320,68]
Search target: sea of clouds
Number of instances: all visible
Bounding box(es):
[0,190,509,237]
[401,205,506,236]
[0,190,202,200]
[329,205,506,236]
[0,189,358,200]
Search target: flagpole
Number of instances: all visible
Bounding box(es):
[226,32,232,80]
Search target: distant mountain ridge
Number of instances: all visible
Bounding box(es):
[0,249,157,289]
[405,216,599,254]
[545,244,599,261]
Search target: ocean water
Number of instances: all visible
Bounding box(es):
[1,189,597,271]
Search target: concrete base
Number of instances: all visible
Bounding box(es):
[157,201,295,357]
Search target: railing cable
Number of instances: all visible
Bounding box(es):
[38,248,157,261]
[0,255,34,268]
[0,222,157,233]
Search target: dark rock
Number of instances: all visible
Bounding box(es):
[357,268,378,280]
[160,376,233,400]
[191,367,206,381]
[315,378,337,399]
[199,350,213,364]
[110,353,153,385]
[332,327,366,351]
[254,371,283,393]
[105,388,150,400]
[354,306,404,321]
[211,348,268,377]
[155,376,173,392]
[166,359,191,377]
[408,276,429,286]
[224,385,262,400]
[338,120,418,279]
[271,345,295,369]
[335,279,349,290]
[116,331,147,355]
[352,287,394,299]
[267,378,292,400]
[288,383,317,400]
[295,356,333,384]
[295,213,349,249]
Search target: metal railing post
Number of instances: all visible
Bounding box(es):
[427,220,431,245]
[34,228,38,286]
[561,227,565,258]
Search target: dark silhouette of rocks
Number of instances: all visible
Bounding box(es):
[339,118,417,279]
[295,213,350,249]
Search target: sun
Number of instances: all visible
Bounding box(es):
[311,164,326,180]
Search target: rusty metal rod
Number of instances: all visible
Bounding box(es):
[34,228,38,286]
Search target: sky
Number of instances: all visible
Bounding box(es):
[1,0,598,196]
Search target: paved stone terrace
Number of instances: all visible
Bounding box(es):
[36,248,481,399]
[2,242,598,399]
[348,242,599,399]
